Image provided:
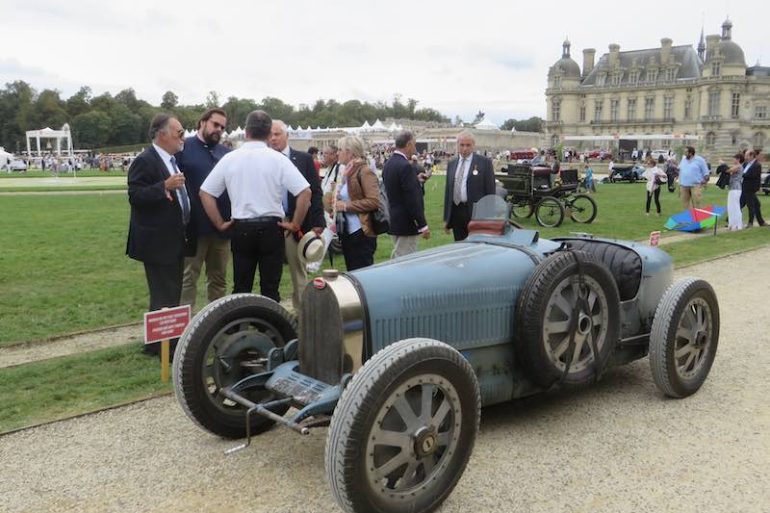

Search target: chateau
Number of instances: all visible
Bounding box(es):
[545,19,770,161]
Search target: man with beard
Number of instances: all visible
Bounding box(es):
[176,108,232,308]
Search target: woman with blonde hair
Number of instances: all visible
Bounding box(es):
[333,135,380,270]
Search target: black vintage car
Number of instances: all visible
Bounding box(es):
[606,164,645,183]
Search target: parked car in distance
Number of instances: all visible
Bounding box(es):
[762,170,770,195]
[650,149,670,160]
[607,163,645,183]
[8,159,27,172]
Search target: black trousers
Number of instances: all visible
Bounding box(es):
[646,188,661,214]
[341,229,377,271]
[740,188,765,225]
[449,202,471,241]
[230,220,284,302]
[143,259,183,355]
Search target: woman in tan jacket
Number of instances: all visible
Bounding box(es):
[334,135,380,270]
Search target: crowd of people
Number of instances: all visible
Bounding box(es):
[126,109,496,360]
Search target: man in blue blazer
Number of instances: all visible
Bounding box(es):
[382,131,430,258]
[443,131,496,241]
[126,114,190,358]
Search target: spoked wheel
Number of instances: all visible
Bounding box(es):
[510,198,534,219]
[534,196,565,227]
[516,251,620,387]
[326,338,480,513]
[567,194,598,223]
[649,278,720,398]
[173,294,297,439]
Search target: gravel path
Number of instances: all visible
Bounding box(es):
[2,248,769,513]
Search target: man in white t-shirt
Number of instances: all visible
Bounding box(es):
[200,110,310,302]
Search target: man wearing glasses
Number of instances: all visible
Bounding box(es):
[126,113,190,360]
[175,108,232,308]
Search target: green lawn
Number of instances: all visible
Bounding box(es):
[0,177,768,432]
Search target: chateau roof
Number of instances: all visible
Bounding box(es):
[581,45,701,86]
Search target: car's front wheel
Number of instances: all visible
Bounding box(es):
[649,278,720,398]
[326,338,480,513]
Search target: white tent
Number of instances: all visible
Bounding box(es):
[371,119,386,131]
[387,122,399,132]
[0,146,12,168]
[26,124,73,157]
[474,117,499,131]
[361,120,372,131]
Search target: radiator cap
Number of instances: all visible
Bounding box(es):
[322,269,339,280]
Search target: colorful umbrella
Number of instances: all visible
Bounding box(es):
[664,205,726,232]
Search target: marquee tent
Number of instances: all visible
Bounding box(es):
[26,124,73,157]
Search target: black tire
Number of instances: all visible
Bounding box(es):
[515,251,620,387]
[649,278,720,398]
[535,196,565,227]
[510,199,534,219]
[173,294,297,439]
[326,338,480,513]
[567,194,598,224]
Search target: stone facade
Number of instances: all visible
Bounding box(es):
[545,19,770,162]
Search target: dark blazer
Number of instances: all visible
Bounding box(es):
[287,148,324,233]
[383,153,427,235]
[742,160,762,193]
[443,153,496,225]
[126,146,187,265]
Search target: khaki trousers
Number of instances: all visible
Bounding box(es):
[180,234,230,308]
[285,233,306,310]
[680,185,702,210]
[390,235,419,259]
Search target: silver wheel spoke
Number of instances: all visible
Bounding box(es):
[373,451,412,481]
[547,319,571,335]
[553,334,571,359]
[436,432,451,447]
[373,429,410,450]
[420,384,436,423]
[394,460,421,490]
[675,343,693,359]
[553,295,573,317]
[676,326,693,342]
[572,334,586,363]
[682,350,697,372]
[422,455,437,475]
[587,290,598,311]
[431,398,452,428]
[392,396,421,432]
[591,313,603,327]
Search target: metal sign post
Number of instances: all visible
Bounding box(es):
[143,305,191,382]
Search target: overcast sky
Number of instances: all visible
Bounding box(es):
[2,0,767,125]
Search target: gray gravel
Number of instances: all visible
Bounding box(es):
[2,248,769,513]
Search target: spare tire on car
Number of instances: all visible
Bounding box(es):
[515,250,620,388]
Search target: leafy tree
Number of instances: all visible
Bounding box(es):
[205,90,220,109]
[34,89,68,129]
[66,86,92,117]
[161,91,178,110]
[71,110,111,148]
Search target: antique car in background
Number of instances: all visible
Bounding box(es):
[173,196,720,513]
[606,163,646,183]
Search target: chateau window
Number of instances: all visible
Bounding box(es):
[594,100,604,122]
[627,98,637,121]
[553,76,562,88]
[611,72,622,86]
[708,90,721,116]
[731,132,739,145]
[663,97,674,121]
[644,97,655,120]
[579,104,586,122]
[596,74,606,86]
[754,132,765,149]
[712,61,721,76]
[551,100,561,121]
[629,71,639,84]
[705,132,716,148]
[731,93,741,119]
[684,96,693,120]
[610,99,620,122]
[755,105,767,119]
[665,68,676,81]
[645,69,658,82]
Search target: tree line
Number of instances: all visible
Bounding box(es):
[0,80,544,152]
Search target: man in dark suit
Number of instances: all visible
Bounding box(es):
[383,131,430,258]
[126,114,190,357]
[443,131,496,241]
[269,120,324,309]
[740,149,766,227]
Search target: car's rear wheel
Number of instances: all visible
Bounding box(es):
[173,294,297,439]
[326,338,480,513]
[516,251,620,387]
[534,196,565,227]
[649,278,720,398]
[567,194,597,224]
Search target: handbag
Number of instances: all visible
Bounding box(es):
[356,169,390,236]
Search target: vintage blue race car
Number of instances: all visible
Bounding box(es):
[173,195,720,513]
